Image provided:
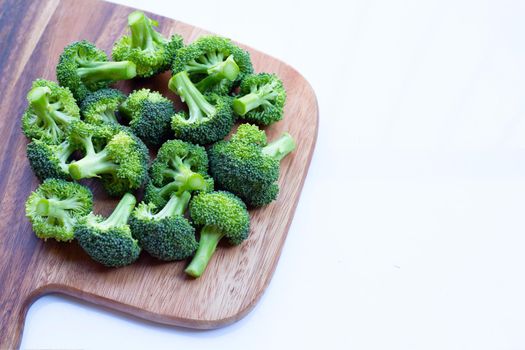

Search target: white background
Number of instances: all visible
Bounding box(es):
[21,0,525,349]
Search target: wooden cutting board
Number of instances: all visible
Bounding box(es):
[0,0,318,347]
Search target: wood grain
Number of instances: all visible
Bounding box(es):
[0,0,318,347]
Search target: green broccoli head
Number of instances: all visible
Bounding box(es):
[130,191,197,261]
[26,139,76,181]
[57,40,137,101]
[144,139,213,206]
[112,11,183,78]
[81,88,126,125]
[233,73,286,126]
[185,191,250,277]
[119,89,174,146]
[21,79,80,144]
[172,35,253,95]
[169,71,234,145]
[75,193,140,267]
[208,124,296,207]
[25,179,93,241]
[67,121,149,197]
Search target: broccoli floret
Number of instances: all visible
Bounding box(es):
[185,191,250,278]
[169,71,234,145]
[119,89,174,146]
[67,121,149,197]
[25,179,93,241]
[172,35,253,95]
[130,191,197,261]
[81,88,126,125]
[144,139,213,207]
[57,40,137,101]
[112,11,183,78]
[26,139,76,181]
[208,124,296,207]
[21,79,80,144]
[233,73,286,126]
[75,193,140,267]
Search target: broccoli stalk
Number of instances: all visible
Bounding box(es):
[68,145,119,180]
[128,11,166,51]
[185,225,224,277]
[233,80,280,116]
[169,71,216,123]
[192,55,240,92]
[93,192,136,230]
[34,197,86,229]
[76,61,136,84]
[261,132,296,161]
[27,86,76,139]
[148,191,190,221]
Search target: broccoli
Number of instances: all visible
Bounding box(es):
[130,191,197,261]
[67,121,149,197]
[26,139,76,181]
[81,88,126,125]
[185,191,250,278]
[25,179,93,241]
[21,79,80,144]
[172,35,253,95]
[112,11,183,78]
[57,40,137,101]
[169,71,234,145]
[208,124,296,207]
[144,139,213,207]
[233,73,286,126]
[75,193,140,267]
[119,89,174,146]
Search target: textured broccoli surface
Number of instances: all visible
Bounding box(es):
[172,35,253,95]
[21,79,80,145]
[185,191,250,278]
[25,179,93,241]
[169,71,234,145]
[119,89,174,146]
[208,124,296,207]
[113,11,183,77]
[26,139,76,181]
[57,40,136,101]
[75,193,140,267]
[67,121,149,197]
[130,191,197,261]
[233,73,286,126]
[81,88,126,125]
[144,139,213,207]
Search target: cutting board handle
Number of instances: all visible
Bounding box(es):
[0,288,34,349]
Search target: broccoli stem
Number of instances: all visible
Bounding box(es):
[162,156,207,192]
[68,148,119,180]
[169,71,216,122]
[154,191,191,219]
[56,140,76,172]
[35,197,82,218]
[261,133,296,161]
[128,11,164,50]
[232,81,279,116]
[77,61,137,84]
[185,225,224,277]
[99,193,136,229]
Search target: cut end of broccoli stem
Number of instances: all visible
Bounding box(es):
[68,150,117,180]
[28,86,52,111]
[77,61,137,83]
[232,93,262,116]
[35,198,51,216]
[186,173,207,192]
[128,11,155,50]
[185,225,224,278]
[101,192,136,228]
[207,55,240,81]
[261,132,296,161]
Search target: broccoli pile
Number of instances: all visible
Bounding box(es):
[22,10,296,277]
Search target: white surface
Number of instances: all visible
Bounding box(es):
[20,0,525,349]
